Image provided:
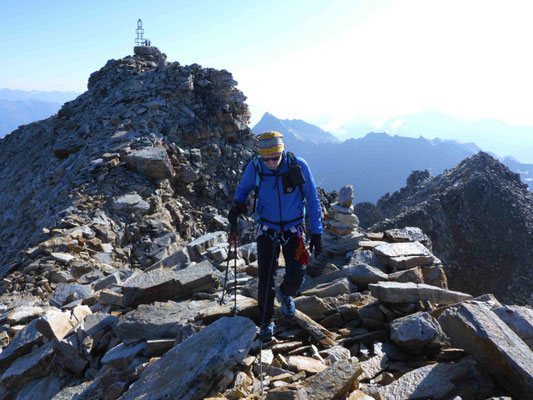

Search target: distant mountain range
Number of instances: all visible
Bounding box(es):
[333,110,533,164]
[253,112,533,203]
[0,89,80,137]
[252,112,339,145]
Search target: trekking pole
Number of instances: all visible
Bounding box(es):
[219,230,235,306]
[232,231,238,316]
[259,231,280,400]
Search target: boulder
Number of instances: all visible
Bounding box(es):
[439,302,533,400]
[390,312,447,352]
[125,147,174,180]
[369,282,472,305]
[122,261,220,306]
[121,316,256,400]
[187,231,228,261]
[301,359,362,399]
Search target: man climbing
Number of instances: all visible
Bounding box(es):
[228,131,323,341]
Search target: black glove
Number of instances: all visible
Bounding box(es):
[228,200,247,233]
[309,233,322,257]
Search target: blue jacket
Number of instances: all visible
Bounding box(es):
[234,152,323,234]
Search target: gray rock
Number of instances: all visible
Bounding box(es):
[338,185,354,208]
[187,231,228,261]
[101,341,146,366]
[294,296,336,320]
[301,278,350,298]
[6,306,44,325]
[122,261,220,306]
[349,249,386,272]
[113,301,203,341]
[388,267,424,284]
[384,227,432,249]
[301,264,387,293]
[49,284,92,307]
[301,359,362,399]
[0,319,43,371]
[111,194,150,215]
[369,281,472,305]
[439,302,533,400]
[148,246,190,270]
[493,305,533,349]
[14,375,61,400]
[377,357,491,400]
[372,241,432,258]
[126,147,174,180]
[51,252,75,264]
[121,316,256,400]
[0,341,56,391]
[93,271,121,291]
[390,312,447,352]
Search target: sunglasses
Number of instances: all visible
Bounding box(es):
[262,155,281,162]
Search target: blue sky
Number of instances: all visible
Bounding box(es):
[3,0,533,133]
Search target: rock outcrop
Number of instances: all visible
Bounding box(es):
[357,152,533,305]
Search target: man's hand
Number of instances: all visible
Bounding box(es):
[228,200,247,233]
[309,233,322,257]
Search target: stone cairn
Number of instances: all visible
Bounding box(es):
[0,49,532,399]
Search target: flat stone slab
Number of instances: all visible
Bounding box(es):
[113,301,205,340]
[101,341,146,366]
[372,241,432,258]
[121,316,256,400]
[0,341,56,391]
[369,281,472,305]
[439,302,533,400]
[6,305,44,325]
[493,305,533,350]
[111,194,150,214]
[288,356,327,374]
[302,265,387,293]
[0,319,43,371]
[301,359,362,399]
[377,357,485,400]
[122,261,219,306]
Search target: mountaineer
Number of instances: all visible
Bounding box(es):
[228,131,323,341]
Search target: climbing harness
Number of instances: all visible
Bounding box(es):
[219,230,238,315]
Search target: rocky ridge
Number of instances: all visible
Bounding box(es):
[356,152,533,306]
[0,48,532,399]
[0,46,255,300]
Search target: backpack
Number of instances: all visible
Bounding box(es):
[251,152,306,227]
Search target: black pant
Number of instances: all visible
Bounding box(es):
[257,229,306,323]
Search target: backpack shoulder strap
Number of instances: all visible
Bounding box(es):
[252,157,263,216]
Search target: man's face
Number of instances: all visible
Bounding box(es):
[262,152,283,170]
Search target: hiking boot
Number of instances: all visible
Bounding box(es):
[259,320,274,342]
[276,287,295,318]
